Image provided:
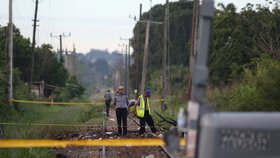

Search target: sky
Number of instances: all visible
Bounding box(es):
[0,0,268,54]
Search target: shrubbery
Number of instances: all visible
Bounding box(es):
[209,55,280,111]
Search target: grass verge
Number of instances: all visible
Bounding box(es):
[0,102,104,157]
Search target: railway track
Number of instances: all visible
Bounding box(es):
[55,107,184,158]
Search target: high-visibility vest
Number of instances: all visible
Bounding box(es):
[136,95,151,118]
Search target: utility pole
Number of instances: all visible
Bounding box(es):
[72,44,76,76]
[162,0,169,109]
[29,0,39,86]
[59,35,62,62]
[187,0,199,100]
[50,32,71,62]
[187,0,214,157]
[120,38,128,94]
[139,3,163,95]
[65,48,68,70]
[139,1,163,94]
[120,37,131,97]
[140,20,151,95]
[8,0,13,105]
[127,40,131,98]
[125,45,128,93]
[135,3,142,99]
[118,43,126,87]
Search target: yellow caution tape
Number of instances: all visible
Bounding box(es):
[150,99,163,102]
[0,138,187,148]
[12,99,103,105]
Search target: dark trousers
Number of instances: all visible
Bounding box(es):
[139,110,157,134]
[116,108,128,135]
[105,100,111,116]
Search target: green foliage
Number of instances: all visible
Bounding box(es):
[0,67,23,103]
[0,25,70,104]
[0,26,9,102]
[0,148,55,158]
[209,56,280,111]
[210,3,280,86]
[131,1,193,91]
[0,25,32,82]
[54,76,85,101]
[34,44,69,87]
[149,70,162,94]
[0,102,103,157]
[0,69,8,102]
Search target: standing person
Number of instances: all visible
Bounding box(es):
[104,89,112,117]
[114,86,129,136]
[135,89,157,135]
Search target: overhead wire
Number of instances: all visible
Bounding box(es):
[48,0,55,48]
[14,0,29,32]
[0,11,4,25]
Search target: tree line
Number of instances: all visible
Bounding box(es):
[0,25,84,104]
[130,1,280,111]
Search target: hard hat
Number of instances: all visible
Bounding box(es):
[144,89,151,96]
[118,86,124,90]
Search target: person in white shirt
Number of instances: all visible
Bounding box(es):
[113,86,129,136]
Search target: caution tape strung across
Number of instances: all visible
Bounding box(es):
[150,99,163,102]
[0,139,187,148]
[12,99,103,105]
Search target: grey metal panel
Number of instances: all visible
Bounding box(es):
[198,113,280,158]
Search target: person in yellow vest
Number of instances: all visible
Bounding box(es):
[135,89,157,135]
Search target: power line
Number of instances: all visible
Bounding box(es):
[14,0,29,31]
[0,13,3,25]
[47,0,52,42]
[120,37,131,97]
[50,32,71,63]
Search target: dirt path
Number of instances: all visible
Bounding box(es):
[55,106,168,158]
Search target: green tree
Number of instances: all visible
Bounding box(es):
[209,3,244,85]
[0,25,32,82]
[55,76,85,101]
[34,44,69,87]
[130,1,193,93]
[0,25,69,103]
[209,3,280,86]
[0,25,32,102]
[212,55,280,111]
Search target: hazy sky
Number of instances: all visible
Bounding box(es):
[0,0,268,54]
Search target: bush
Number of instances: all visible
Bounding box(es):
[54,76,85,101]
[209,55,280,111]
